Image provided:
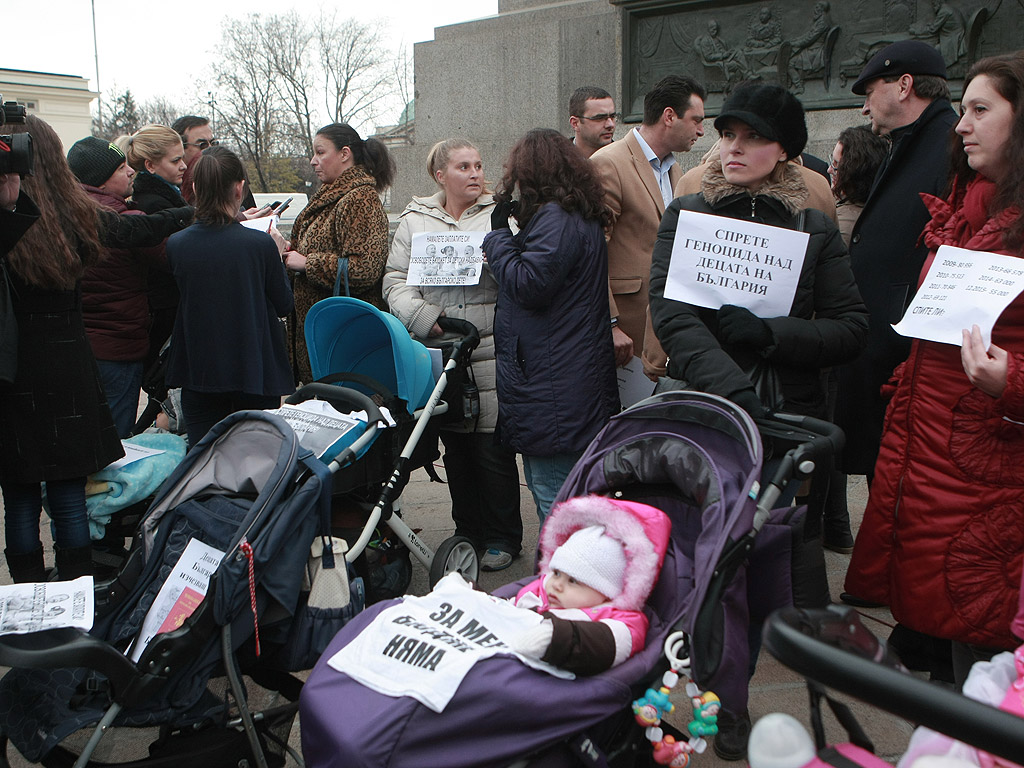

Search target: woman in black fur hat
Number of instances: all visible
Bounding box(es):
[647,83,869,761]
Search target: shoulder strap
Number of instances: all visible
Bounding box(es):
[333,256,350,297]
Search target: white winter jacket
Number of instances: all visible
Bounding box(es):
[383,191,499,432]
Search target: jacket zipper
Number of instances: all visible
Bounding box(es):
[750,197,757,219]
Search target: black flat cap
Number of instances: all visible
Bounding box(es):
[714,83,808,160]
[851,40,947,95]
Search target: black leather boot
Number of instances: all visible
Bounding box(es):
[5,546,47,583]
[54,545,93,580]
[713,708,752,761]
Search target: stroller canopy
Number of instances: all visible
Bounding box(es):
[304,298,436,409]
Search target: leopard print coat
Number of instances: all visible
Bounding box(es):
[289,165,389,383]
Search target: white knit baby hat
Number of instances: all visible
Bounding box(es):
[547,525,627,600]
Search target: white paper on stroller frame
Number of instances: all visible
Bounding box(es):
[327,573,572,713]
[267,400,396,460]
[0,576,94,635]
[129,539,224,662]
[105,441,167,471]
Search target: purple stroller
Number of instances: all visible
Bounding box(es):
[299,391,841,767]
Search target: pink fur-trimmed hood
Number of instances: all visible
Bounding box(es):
[538,496,672,611]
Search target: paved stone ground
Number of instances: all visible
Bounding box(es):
[0,461,913,766]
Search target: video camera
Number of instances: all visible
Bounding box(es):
[0,95,34,177]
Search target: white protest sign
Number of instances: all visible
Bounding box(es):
[663,210,809,317]
[327,573,569,712]
[893,245,1024,348]
[407,231,486,287]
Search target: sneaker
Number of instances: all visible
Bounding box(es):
[480,549,513,571]
[823,534,854,554]
[839,592,886,609]
[713,709,752,761]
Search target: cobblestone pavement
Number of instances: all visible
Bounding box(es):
[1,461,911,766]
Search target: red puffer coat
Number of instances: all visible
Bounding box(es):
[845,176,1024,649]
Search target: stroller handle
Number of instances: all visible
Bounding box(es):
[764,606,1024,763]
[286,383,386,428]
[757,412,844,475]
[436,317,480,367]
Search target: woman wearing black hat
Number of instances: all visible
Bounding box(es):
[648,83,868,760]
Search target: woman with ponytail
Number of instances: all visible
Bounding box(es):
[164,146,294,446]
[283,123,395,384]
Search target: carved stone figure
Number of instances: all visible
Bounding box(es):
[910,0,966,67]
[695,19,752,90]
[786,1,835,92]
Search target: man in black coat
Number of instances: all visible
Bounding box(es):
[834,42,957,481]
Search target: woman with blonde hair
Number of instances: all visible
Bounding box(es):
[283,123,393,384]
[384,137,522,572]
[123,124,189,372]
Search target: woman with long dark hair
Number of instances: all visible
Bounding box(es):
[846,52,1024,685]
[828,125,888,246]
[164,146,294,446]
[283,123,395,384]
[482,128,620,522]
[0,116,124,582]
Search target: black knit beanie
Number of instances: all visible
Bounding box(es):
[713,84,807,160]
[67,136,127,187]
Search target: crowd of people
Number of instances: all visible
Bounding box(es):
[2,37,1024,762]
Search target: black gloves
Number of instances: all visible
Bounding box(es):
[717,305,773,349]
[490,200,519,231]
[731,388,769,420]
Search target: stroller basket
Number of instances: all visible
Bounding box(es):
[764,606,1024,764]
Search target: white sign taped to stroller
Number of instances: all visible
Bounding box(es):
[327,573,571,712]
[664,210,808,317]
[407,231,486,287]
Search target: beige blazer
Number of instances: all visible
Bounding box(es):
[591,130,683,352]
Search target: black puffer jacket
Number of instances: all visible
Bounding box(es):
[649,160,868,418]
[131,171,186,313]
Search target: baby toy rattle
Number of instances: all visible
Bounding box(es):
[631,632,718,766]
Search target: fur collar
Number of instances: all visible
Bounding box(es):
[699,157,810,218]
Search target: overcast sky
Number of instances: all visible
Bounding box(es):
[5,0,497,124]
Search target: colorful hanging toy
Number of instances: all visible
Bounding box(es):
[631,632,718,766]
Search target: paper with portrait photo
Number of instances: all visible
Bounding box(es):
[663,210,808,317]
[893,245,1024,348]
[0,576,94,635]
[407,231,485,287]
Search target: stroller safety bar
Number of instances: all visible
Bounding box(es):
[752,413,844,528]
[764,606,1024,764]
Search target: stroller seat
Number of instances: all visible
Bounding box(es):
[299,392,838,768]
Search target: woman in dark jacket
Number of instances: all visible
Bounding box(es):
[648,85,868,760]
[165,147,294,447]
[0,116,125,582]
[122,125,189,371]
[483,128,620,522]
[649,85,868,422]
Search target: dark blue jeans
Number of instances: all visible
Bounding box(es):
[2,477,90,554]
[440,430,522,555]
[95,359,144,438]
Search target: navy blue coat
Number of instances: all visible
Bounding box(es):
[482,202,619,456]
[165,222,294,396]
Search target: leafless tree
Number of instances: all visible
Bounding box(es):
[206,10,402,191]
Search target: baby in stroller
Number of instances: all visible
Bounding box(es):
[511,496,671,675]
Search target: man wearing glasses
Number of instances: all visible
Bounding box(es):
[172,115,218,164]
[568,86,617,159]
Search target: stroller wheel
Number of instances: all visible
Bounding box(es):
[429,536,480,588]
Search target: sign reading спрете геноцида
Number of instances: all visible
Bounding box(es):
[663,210,809,317]
[893,244,1024,348]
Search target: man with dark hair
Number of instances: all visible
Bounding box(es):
[171,115,216,165]
[569,86,617,158]
[833,41,957,558]
[591,75,706,366]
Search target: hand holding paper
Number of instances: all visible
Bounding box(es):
[961,324,1008,398]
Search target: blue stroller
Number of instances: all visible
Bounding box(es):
[0,409,348,768]
[298,297,483,592]
[299,391,842,767]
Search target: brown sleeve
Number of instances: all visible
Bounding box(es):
[540,614,617,676]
